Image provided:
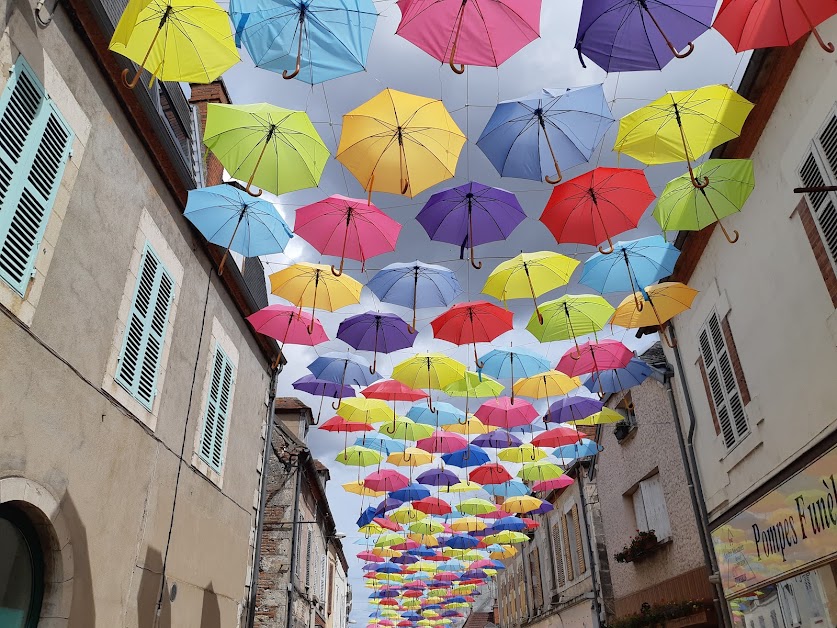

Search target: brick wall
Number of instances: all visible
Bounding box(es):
[796,196,837,308]
[189,82,230,188]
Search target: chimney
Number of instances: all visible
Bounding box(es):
[189,80,231,186]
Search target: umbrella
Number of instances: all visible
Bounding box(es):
[614,85,754,190]
[482,252,578,322]
[501,495,545,514]
[364,381,430,426]
[203,103,329,196]
[368,262,462,332]
[336,445,382,466]
[474,397,538,429]
[375,497,405,514]
[540,167,655,254]
[498,444,546,463]
[469,463,512,485]
[451,518,487,533]
[457,498,496,516]
[247,305,327,367]
[431,302,514,369]
[654,159,755,244]
[295,195,401,276]
[415,469,460,489]
[343,480,385,497]
[471,430,521,449]
[185,184,293,273]
[388,448,435,467]
[531,426,583,448]
[295,375,356,420]
[341,313,416,374]
[229,0,377,83]
[392,353,467,412]
[476,85,614,185]
[379,417,434,442]
[568,408,623,425]
[441,445,490,468]
[583,358,653,394]
[714,0,836,53]
[396,0,540,73]
[443,372,504,416]
[320,416,372,433]
[365,470,411,492]
[337,88,466,200]
[512,372,582,408]
[413,497,454,515]
[355,435,406,455]
[518,461,564,482]
[544,397,603,424]
[416,182,526,269]
[410,519,445,535]
[482,531,528,545]
[417,431,468,454]
[553,439,602,461]
[408,403,465,427]
[308,352,381,409]
[527,295,615,354]
[532,476,575,491]
[556,340,633,381]
[390,483,432,501]
[109,0,238,88]
[574,0,715,72]
[610,282,699,347]
[442,418,493,436]
[484,481,529,499]
[339,398,393,424]
[270,262,362,328]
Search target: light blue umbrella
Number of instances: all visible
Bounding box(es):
[583,358,653,394]
[307,351,380,409]
[354,435,406,455]
[476,85,614,184]
[407,402,465,427]
[478,347,551,382]
[553,438,601,463]
[184,184,292,273]
[230,0,378,84]
[483,480,530,498]
[367,261,462,332]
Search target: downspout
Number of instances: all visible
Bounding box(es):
[576,468,602,628]
[286,450,309,628]
[666,323,732,628]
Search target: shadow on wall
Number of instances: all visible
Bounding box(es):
[61,491,95,628]
[201,582,221,628]
[137,546,171,628]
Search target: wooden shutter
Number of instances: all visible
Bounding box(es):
[632,489,649,532]
[571,505,586,574]
[116,244,175,409]
[552,521,565,588]
[640,474,671,539]
[530,547,543,609]
[327,563,335,614]
[0,57,73,296]
[562,515,574,581]
[319,554,327,601]
[198,343,235,472]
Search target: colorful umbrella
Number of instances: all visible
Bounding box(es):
[457,498,496,516]
[512,372,582,407]
[532,476,575,491]
[270,262,362,327]
[469,463,512,486]
[610,282,698,347]
[392,353,467,412]
[484,481,530,499]
[368,262,462,332]
[442,417,493,436]
[582,358,653,394]
[320,416,373,432]
[569,408,624,425]
[531,426,583,448]
[413,497,454,516]
[556,339,633,379]
[365,470,411,492]
[203,103,329,196]
[415,469,460,489]
[471,430,522,449]
[431,302,514,369]
[340,314,417,373]
[540,167,655,254]
[544,397,603,424]
[443,372,504,416]
[441,445,490,468]
[416,182,526,269]
[390,483,432,502]
[476,85,614,184]
[518,460,564,482]
[575,0,715,72]
[355,435,406,455]
[337,89,466,200]
[293,374,355,419]
[498,444,546,463]
[344,480,386,497]
[527,295,615,353]
[408,403,465,427]
[416,431,468,454]
[388,448,435,467]
[501,495,545,514]
[308,352,381,409]
[474,397,538,429]
[247,305,327,367]
[339,398,394,424]
[336,445,383,466]
[379,417,434,441]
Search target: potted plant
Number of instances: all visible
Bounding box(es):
[614,529,662,563]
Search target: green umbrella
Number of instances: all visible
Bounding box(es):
[334,445,382,467]
[518,460,563,481]
[457,498,496,515]
[526,295,614,354]
[203,103,330,197]
[653,159,754,244]
[378,417,434,441]
[444,371,504,418]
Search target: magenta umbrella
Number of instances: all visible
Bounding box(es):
[416,430,468,454]
[294,195,401,276]
[474,397,538,429]
[556,339,632,379]
[396,0,541,74]
[364,469,411,493]
[246,304,328,367]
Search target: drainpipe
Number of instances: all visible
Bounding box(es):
[666,323,732,628]
[576,468,602,628]
[286,450,309,628]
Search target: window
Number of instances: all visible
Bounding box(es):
[305,530,312,587]
[0,505,44,628]
[552,521,565,588]
[0,57,74,296]
[529,547,543,609]
[698,311,749,449]
[319,554,326,602]
[197,343,235,473]
[632,473,672,539]
[561,511,574,582]
[799,110,837,272]
[568,505,586,575]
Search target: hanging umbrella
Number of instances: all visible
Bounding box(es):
[442,417,493,436]
[498,444,546,463]
[502,495,546,514]
[343,480,385,497]
[527,295,615,353]
[395,0,540,73]
[574,0,715,72]
[247,304,328,367]
[337,88,466,200]
[365,470,411,492]
[484,481,529,499]
[518,460,564,482]
[110,0,239,87]
[654,159,755,244]
[339,398,394,424]
[474,397,538,429]
[714,0,836,53]
[320,416,373,433]
[392,353,467,412]
[431,302,514,369]
[469,463,512,486]
[295,195,401,275]
[443,372,504,417]
[204,103,329,196]
[184,184,293,273]
[544,397,603,424]
[482,252,578,322]
[363,381,430,427]
[532,476,575,491]
[482,531,528,545]
[613,85,754,190]
[441,445,490,468]
[293,374,355,420]
[450,518,487,533]
[457,498,496,516]
[390,483,432,501]
[368,262,462,333]
[568,408,624,426]
[340,313,417,373]
[379,417,434,441]
[355,435,406,455]
[309,352,381,409]
[415,469,460,489]
[531,426,583,448]
[416,182,526,269]
[270,262,362,328]
[471,430,522,449]
[540,167,655,254]
[416,431,468,454]
[476,85,614,185]
[414,497,454,515]
[388,448,435,467]
[610,282,699,347]
[556,339,633,379]
[336,445,383,466]
[512,372,582,409]
[408,403,465,427]
[582,358,653,394]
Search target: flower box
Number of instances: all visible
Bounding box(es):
[614,530,670,563]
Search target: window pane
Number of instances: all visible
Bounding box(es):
[0,518,34,628]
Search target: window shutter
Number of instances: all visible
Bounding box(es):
[319,554,326,601]
[571,505,586,574]
[0,57,73,296]
[116,244,175,409]
[327,563,335,614]
[529,547,543,609]
[552,522,565,588]
[800,111,837,273]
[198,343,234,472]
[640,474,671,539]
[305,530,312,587]
[561,515,574,581]
[632,489,649,532]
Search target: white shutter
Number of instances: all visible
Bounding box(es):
[632,489,648,532]
[640,474,671,539]
[305,530,312,587]
[800,110,837,271]
[320,555,327,601]
[199,343,234,472]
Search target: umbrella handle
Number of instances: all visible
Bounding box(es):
[668,40,694,59]
[332,398,342,410]
[597,234,615,255]
[448,7,467,74]
[660,324,676,348]
[370,356,377,375]
[811,26,835,53]
[272,346,284,370]
[428,397,437,413]
[121,13,167,89]
[283,20,304,79]
[701,189,739,243]
[474,345,485,370]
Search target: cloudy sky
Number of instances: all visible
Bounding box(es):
[222,1,750,621]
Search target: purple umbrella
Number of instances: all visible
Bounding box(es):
[292,374,356,420]
[416,181,526,270]
[575,0,715,72]
[472,430,522,449]
[416,468,460,487]
[337,311,416,374]
[544,397,603,424]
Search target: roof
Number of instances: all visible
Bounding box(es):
[275,397,310,410]
[639,342,666,368]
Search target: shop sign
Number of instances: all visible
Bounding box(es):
[711,446,837,598]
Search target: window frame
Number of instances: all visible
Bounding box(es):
[631,472,672,540]
[0,504,45,628]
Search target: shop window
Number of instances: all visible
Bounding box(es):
[631,472,672,540]
[0,505,44,628]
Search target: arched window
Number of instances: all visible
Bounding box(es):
[0,505,44,628]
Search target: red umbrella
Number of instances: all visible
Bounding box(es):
[379,599,399,606]
[364,469,410,492]
[532,426,583,447]
[521,517,540,530]
[246,304,328,367]
[555,339,633,378]
[540,167,655,254]
[402,591,423,599]
[374,517,402,532]
[469,463,513,485]
[319,416,373,433]
[426,553,450,562]
[413,496,453,515]
[532,476,574,492]
[474,396,538,429]
[416,431,468,454]
[358,551,384,562]
[431,301,514,368]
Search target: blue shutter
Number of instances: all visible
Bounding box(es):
[116,243,175,409]
[0,56,73,296]
[199,343,235,473]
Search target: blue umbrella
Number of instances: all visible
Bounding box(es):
[583,357,653,394]
[354,435,406,455]
[230,0,378,84]
[483,481,530,498]
[441,445,490,468]
[307,352,380,410]
[407,546,437,557]
[367,261,462,332]
[476,85,614,185]
[374,497,404,514]
[389,483,431,502]
[553,438,601,462]
[375,562,402,574]
[407,402,465,427]
[444,534,479,549]
[357,506,377,527]
[478,347,551,381]
[184,184,293,274]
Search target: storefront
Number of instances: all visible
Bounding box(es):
[711,445,837,627]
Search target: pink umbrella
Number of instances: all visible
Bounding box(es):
[416,430,468,454]
[474,396,538,429]
[555,339,633,378]
[364,469,411,493]
[358,551,384,562]
[533,476,575,492]
[246,304,328,367]
[392,539,419,551]
[396,0,541,74]
[294,195,401,276]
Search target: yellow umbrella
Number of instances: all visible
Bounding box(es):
[408,533,440,547]
[483,252,579,324]
[337,398,394,424]
[392,352,467,412]
[378,417,434,441]
[498,444,546,463]
[388,447,434,466]
[410,519,445,534]
[614,84,754,189]
[610,282,698,347]
[359,523,385,535]
[337,89,466,201]
[490,545,517,559]
[372,547,401,557]
[342,480,385,497]
[390,508,425,524]
[110,0,238,88]
[442,417,493,435]
[513,371,581,409]
[570,408,624,425]
[439,480,483,493]
[270,262,361,327]
[450,517,487,533]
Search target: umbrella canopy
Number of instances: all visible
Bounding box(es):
[498,444,546,463]
[229,0,377,84]
[540,167,655,254]
[247,305,327,364]
[610,282,699,347]
[388,448,435,467]
[339,398,394,424]
[337,88,466,199]
[309,352,380,409]
[368,262,462,332]
[502,495,545,514]
[392,353,467,412]
[294,374,355,419]
[457,498,496,516]
[544,397,603,424]
[270,262,363,327]
[583,358,653,394]
[654,159,755,244]
[295,196,401,275]
[471,430,521,449]
[469,463,513,485]
[444,372,504,407]
[556,340,633,379]
[441,445,490,468]
[341,314,417,374]
[408,403,465,427]
[528,295,615,354]
[320,416,373,432]
[575,0,715,72]
[336,445,383,466]
[531,426,584,448]
[568,408,623,425]
[203,103,329,196]
[415,469,460,488]
[532,476,575,491]
[390,483,432,502]
[365,470,411,492]
[431,302,514,369]
[379,417,435,441]
[476,85,614,184]
[443,417,493,436]
[413,497,453,516]
[396,0,541,73]
[343,480,385,497]
[416,182,526,269]
[513,372,582,403]
[474,397,538,429]
[518,460,564,482]
[364,381,429,403]
[356,435,406,455]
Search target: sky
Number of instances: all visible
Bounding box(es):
[222,1,751,621]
